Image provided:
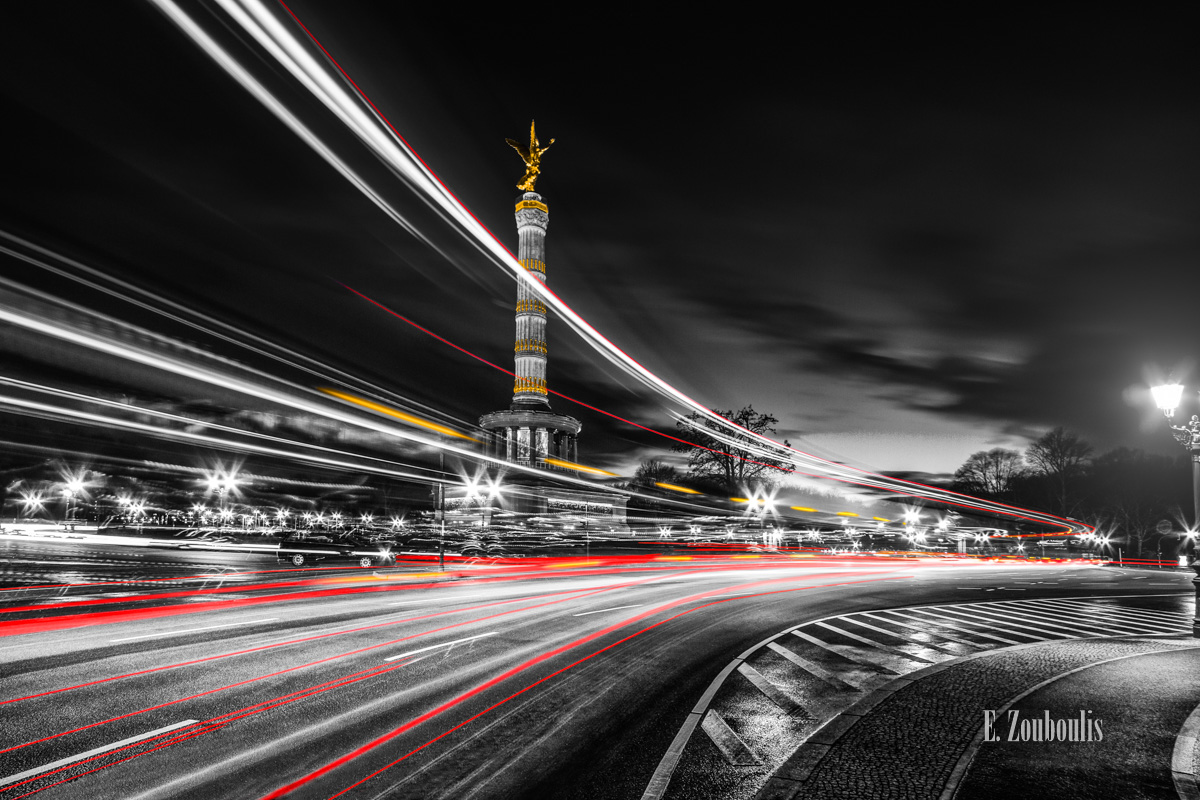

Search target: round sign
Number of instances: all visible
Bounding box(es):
[1156,519,1173,535]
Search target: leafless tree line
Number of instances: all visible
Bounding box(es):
[953,427,1191,556]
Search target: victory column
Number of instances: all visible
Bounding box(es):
[480,122,582,472]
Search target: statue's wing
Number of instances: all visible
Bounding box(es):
[505,138,528,158]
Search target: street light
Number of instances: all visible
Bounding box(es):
[20,491,45,518]
[1151,381,1200,528]
[60,476,86,525]
[1151,380,1200,636]
[60,488,75,524]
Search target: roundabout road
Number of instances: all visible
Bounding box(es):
[0,549,1190,800]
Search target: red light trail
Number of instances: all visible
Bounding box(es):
[259,572,907,799]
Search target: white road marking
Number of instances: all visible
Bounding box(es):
[383,632,498,661]
[111,618,278,642]
[0,720,198,787]
[699,709,761,765]
[815,622,939,664]
[766,641,860,689]
[927,606,1054,640]
[980,605,1160,635]
[573,604,643,616]
[840,616,963,655]
[736,662,802,714]
[952,604,1136,638]
[1013,599,1188,630]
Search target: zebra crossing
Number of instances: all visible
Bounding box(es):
[698,598,1191,766]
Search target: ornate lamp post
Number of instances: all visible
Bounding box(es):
[1151,380,1200,636]
[60,488,76,525]
[61,477,85,526]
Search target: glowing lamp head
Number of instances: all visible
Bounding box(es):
[1152,382,1185,416]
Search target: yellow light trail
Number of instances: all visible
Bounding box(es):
[319,388,478,442]
[656,482,700,494]
[542,457,617,476]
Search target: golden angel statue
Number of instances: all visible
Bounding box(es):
[506,120,554,192]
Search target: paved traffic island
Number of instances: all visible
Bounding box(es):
[760,637,1200,800]
[648,593,1195,800]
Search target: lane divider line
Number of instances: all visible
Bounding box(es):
[572,605,643,617]
[383,632,498,662]
[0,719,198,788]
[110,618,278,642]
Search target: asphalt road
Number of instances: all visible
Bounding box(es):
[0,541,1192,800]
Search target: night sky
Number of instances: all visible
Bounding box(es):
[2,3,1198,485]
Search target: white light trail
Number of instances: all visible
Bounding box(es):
[0,299,627,495]
[0,232,462,435]
[149,0,1089,535]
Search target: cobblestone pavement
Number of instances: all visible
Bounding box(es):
[955,646,1200,800]
[793,637,1200,800]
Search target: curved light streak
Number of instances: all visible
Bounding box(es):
[150,0,1089,536]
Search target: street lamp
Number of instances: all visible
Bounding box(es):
[20,490,45,519]
[60,488,75,524]
[60,476,86,525]
[1151,380,1200,635]
[1151,381,1200,528]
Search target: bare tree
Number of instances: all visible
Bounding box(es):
[671,406,791,492]
[633,459,679,487]
[953,448,1026,498]
[1025,427,1093,515]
